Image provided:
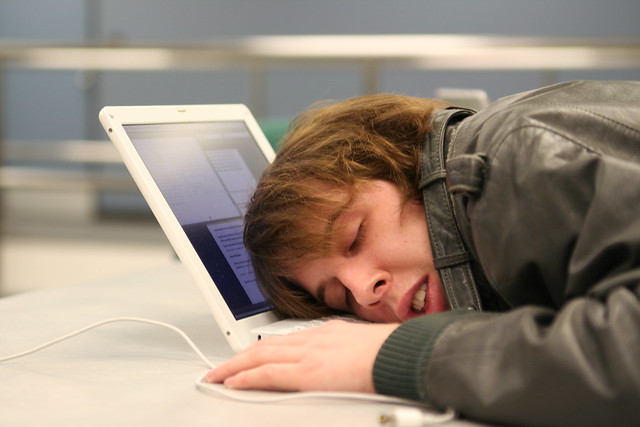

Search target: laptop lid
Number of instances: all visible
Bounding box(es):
[99,104,280,352]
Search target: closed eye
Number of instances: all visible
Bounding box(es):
[344,287,354,311]
[349,222,366,253]
[319,280,352,313]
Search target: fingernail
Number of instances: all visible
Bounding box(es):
[203,370,217,383]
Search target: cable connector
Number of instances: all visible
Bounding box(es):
[379,407,456,427]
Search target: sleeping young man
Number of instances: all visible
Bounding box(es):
[205,80,640,427]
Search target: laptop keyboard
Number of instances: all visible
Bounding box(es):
[252,315,369,339]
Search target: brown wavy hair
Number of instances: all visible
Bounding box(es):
[244,94,451,318]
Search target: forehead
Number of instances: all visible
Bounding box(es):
[276,182,360,265]
[270,182,352,269]
[299,180,359,233]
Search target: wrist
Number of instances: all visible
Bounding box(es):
[373,310,467,401]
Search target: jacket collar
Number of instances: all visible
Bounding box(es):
[420,107,483,311]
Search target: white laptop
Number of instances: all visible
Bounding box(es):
[99,104,332,352]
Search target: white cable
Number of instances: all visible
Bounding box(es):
[0,316,455,422]
[0,317,215,368]
[378,407,457,427]
[2,317,420,406]
[195,372,427,406]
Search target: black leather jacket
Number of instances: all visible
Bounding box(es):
[373,80,640,426]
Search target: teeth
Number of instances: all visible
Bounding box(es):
[411,282,427,312]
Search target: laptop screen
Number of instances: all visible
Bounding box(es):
[123,121,271,319]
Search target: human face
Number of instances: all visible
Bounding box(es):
[289,179,449,323]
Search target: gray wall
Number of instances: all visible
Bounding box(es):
[2,0,640,142]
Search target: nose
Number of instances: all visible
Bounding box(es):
[338,266,389,307]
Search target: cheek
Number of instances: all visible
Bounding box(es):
[379,210,427,252]
[288,263,319,294]
[288,259,334,300]
[403,204,431,253]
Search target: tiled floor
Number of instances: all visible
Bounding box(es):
[0,189,176,297]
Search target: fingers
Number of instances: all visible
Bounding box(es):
[205,341,329,391]
[219,362,303,392]
[203,321,398,393]
[209,322,342,380]
[204,337,305,386]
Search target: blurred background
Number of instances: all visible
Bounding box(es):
[1,0,639,296]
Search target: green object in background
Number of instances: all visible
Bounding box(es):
[258,118,290,151]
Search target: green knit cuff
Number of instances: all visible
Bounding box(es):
[373,310,468,402]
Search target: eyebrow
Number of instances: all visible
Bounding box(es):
[323,191,356,240]
[301,206,345,308]
[324,203,349,238]
[311,191,357,308]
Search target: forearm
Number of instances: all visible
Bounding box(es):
[373,309,473,402]
[374,284,640,427]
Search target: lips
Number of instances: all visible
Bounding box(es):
[396,276,430,321]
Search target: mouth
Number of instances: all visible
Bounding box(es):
[395,273,448,322]
[410,281,428,313]
[395,274,447,322]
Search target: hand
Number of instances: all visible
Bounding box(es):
[204,320,399,393]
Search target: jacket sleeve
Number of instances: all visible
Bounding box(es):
[374,282,640,427]
[374,81,640,427]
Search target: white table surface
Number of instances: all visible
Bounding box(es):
[0,262,479,427]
